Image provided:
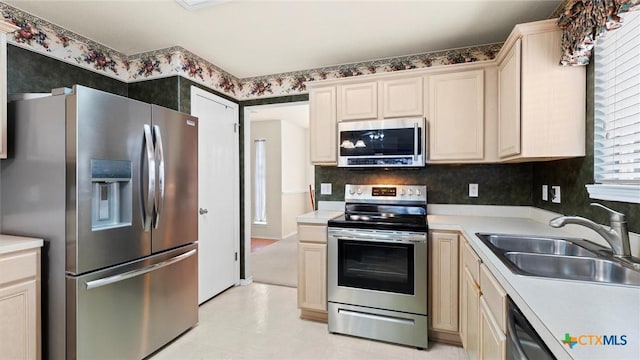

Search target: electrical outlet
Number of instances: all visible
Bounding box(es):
[320,183,332,195]
[542,185,548,201]
[469,183,478,198]
[551,185,561,203]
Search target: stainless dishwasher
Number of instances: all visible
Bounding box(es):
[506,297,556,360]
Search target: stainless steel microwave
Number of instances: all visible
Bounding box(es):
[337,117,426,167]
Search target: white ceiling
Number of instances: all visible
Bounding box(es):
[4,0,562,79]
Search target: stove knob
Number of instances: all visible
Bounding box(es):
[408,189,414,196]
[400,189,406,196]
[356,188,363,195]
[348,188,355,195]
[416,189,422,196]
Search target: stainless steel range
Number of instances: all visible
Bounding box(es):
[327,184,428,349]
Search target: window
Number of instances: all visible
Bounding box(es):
[254,139,267,223]
[587,10,640,204]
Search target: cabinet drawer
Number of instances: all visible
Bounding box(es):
[0,249,39,286]
[462,240,481,285]
[480,263,507,333]
[297,225,327,243]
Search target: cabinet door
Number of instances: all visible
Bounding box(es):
[498,39,522,158]
[480,296,506,360]
[461,267,481,360]
[297,242,327,312]
[381,77,423,118]
[430,232,459,333]
[338,82,377,121]
[0,280,38,360]
[309,86,337,164]
[427,70,485,160]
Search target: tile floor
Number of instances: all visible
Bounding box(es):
[150,283,467,360]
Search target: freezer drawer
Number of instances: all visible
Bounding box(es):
[66,244,198,359]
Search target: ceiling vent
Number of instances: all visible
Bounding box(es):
[175,0,232,11]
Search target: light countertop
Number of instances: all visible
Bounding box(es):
[296,210,343,225]
[0,234,44,255]
[428,212,640,360]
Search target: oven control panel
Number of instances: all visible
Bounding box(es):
[345,184,427,202]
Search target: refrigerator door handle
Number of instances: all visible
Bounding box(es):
[153,125,165,229]
[85,249,197,290]
[143,124,156,231]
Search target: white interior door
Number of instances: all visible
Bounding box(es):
[191,86,239,304]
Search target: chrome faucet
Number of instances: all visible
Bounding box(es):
[549,203,631,258]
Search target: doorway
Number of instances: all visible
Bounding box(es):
[244,102,314,287]
[191,86,240,304]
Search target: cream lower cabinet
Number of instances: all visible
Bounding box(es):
[0,247,41,360]
[461,238,482,359]
[480,296,506,360]
[297,223,328,322]
[460,238,507,360]
[429,231,461,344]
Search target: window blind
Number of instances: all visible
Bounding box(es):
[594,10,640,184]
[254,139,267,224]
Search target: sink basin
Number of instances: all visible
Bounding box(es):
[504,252,640,286]
[476,233,599,257]
[475,233,640,287]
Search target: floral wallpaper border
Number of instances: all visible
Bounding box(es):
[0,2,556,101]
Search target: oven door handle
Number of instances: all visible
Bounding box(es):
[329,230,426,243]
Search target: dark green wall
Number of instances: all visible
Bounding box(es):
[532,63,640,233]
[8,45,128,96]
[128,77,180,110]
[315,163,533,205]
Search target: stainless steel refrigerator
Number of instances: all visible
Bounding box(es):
[1,85,199,359]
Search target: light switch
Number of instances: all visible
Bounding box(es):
[551,186,561,203]
[469,183,478,198]
[320,183,332,195]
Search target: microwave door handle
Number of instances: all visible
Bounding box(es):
[413,122,419,161]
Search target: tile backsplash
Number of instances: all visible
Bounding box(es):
[315,163,533,206]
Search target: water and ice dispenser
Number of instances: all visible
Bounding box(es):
[91,159,132,230]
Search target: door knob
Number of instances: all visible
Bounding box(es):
[199,208,208,215]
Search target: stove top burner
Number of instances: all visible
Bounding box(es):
[329,184,429,232]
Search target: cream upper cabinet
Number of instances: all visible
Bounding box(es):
[498,40,521,158]
[427,70,485,161]
[380,77,423,118]
[496,19,586,162]
[429,231,460,344]
[0,22,19,159]
[337,81,377,121]
[309,86,337,164]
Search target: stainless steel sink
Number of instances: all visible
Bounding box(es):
[477,234,599,257]
[475,233,640,287]
[504,252,640,286]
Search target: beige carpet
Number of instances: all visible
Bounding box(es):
[250,235,297,288]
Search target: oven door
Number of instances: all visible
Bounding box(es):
[337,117,426,167]
[327,228,427,315]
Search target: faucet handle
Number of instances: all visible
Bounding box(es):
[590,203,626,222]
